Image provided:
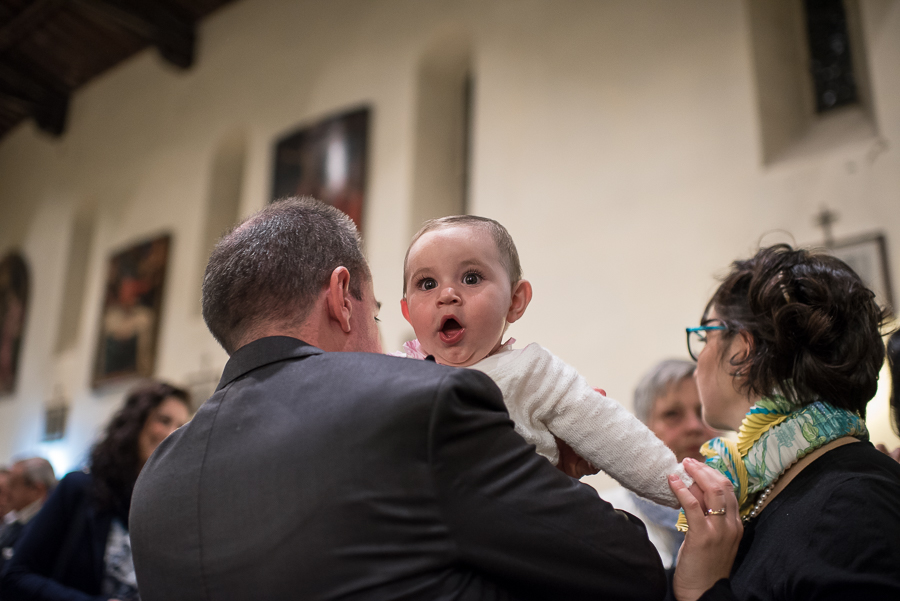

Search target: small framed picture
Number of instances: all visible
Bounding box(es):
[827,233,894,310]
[43,405,69,441]
[93,234,171,387]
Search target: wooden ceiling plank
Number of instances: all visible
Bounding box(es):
[0,0,235,140]
[0,0,67,54]
[28,6,145,86]
[0,55,69,135]
[72,0,196,69]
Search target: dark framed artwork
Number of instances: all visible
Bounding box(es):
[827,232,894,310]
[93,235,170,387]
[271,106,370,232]
[0,252,29,395]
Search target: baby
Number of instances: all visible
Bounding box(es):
[399,215,690,508]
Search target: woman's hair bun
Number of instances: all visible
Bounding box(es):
[711,244,891,415]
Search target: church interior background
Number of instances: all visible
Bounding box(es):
[1,0,898,492]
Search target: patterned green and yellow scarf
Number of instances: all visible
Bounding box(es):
[676,394,867,531]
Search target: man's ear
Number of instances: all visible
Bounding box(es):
[400,298,412,325]
[326,267,353,333]
[506,280,533,324]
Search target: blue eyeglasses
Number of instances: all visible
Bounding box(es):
[686,325,727,361]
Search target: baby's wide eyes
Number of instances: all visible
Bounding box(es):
[420,278,437,291]
[463,273,481,285]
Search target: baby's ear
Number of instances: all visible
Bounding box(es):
[400,298,412,325]
[506,280,533,324]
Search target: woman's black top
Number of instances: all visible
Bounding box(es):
[698,441,900,601]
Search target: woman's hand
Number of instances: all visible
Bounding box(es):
[670,457,743,601]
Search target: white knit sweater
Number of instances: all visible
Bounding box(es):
[471,343,690,508]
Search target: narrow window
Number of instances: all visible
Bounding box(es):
[195,132,245,315]
[55,211,94,353]
[804,0,858,112]
[410,36,471,235]
[460,73,474,215]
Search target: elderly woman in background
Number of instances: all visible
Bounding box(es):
[1,381,190,601]
[602,359,720,567]
[670,244,900,601]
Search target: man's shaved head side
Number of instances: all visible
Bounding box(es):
[202,197,370,354]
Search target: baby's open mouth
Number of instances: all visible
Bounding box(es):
[439,317,465,344]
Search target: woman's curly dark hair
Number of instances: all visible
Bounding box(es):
[707,244,892,417]
[888,331,900,436]
[89,381,190,512]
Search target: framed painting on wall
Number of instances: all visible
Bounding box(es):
[270,106,370,232]
[0,252,29,395]
[828,232,894,311]
[93,235,170,387]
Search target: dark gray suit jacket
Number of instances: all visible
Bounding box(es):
[130,336,664,600]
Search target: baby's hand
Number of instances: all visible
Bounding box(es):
[677,459,707,510]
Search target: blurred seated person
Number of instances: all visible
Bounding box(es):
[875,330,900,462]
[600,359,721,567]
[0,467,10,520]
[0,458,56,573]
[0,381,189,601]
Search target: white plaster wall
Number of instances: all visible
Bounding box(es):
[1,0,898,476]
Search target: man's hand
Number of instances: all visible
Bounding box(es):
[555,437,599,479]
[553,387,607,479]
[875,443,900,463]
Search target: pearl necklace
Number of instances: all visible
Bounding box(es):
[742,483,776,523]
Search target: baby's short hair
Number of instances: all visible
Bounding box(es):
[403,215,523,296]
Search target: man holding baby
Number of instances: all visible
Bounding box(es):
[131,197,730,600]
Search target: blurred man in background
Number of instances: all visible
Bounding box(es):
[0,467,10,519]
[0,457,57,571]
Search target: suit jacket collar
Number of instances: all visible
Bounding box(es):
[217,336,323,391]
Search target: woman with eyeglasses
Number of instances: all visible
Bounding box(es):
[668,244,900,601]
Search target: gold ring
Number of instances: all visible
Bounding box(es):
[706,508,727,516]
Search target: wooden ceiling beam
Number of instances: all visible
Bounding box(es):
[0,57,69,136]
[0,0,67,55]
[73,0,196,69]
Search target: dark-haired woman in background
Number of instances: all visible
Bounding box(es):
[1,382,190,601]
[669,244,900,601]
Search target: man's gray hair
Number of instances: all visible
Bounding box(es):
[14,457,57,493]
[202,197,370,354]
[633,359,697,424]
